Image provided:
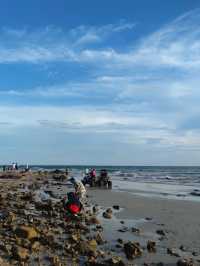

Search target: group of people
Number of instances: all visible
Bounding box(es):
[82,168,97,186]
[2,163,29,172]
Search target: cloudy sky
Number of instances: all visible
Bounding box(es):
[0,0,200,165]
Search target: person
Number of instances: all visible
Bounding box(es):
[12,162,16,171]
[69,177,86,203]
[85,168,89,175]
[25,163,29,172]
[15,163,18,171]
[63,192,82,219]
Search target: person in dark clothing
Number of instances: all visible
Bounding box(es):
[63,192,82,219]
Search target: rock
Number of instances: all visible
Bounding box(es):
[120,220,124,224]
[118,226,128,233]
[87,239,98,252]
[50,255,62,266]
[156,229,166,236]
[0,257,11,266]
[179,245,187,251]
[106,256,126,265]
[117,239,123,244]
[177,258,195,266]
[145,217,153,221]
[131,227,140,234]
[103,211,112,219]
[71,233,80,242]
[92,206,98,213]
[106,208,113,214]
[12,246,29,261]
[192,251,198,256]
[167,248,180,257]
[95,232,104,245]
[113,205,120,210]
[124,241,143,260]
[147,240,156,252]
[89,216,101,224]
[31,241,41,252]
[14,226,39,240]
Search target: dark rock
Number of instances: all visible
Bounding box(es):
[147,240,156,253]
[145,217,153,221]
[124,241,143,260]
[156,229,166,236]
[105,256,126,265]
[117,239,123,244]
[179,245,187,251]
[131,227,140,234]
[103,211,112,219]
[177,258,195,266]
[113,205,120,210]
[167,248,180,257]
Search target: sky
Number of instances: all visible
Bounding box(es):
[0,0,200,165]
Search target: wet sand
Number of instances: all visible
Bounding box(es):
[89,188,200,264]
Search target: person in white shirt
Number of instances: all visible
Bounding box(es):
[70,177,86,203]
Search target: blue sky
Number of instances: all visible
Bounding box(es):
[0,0,200,165]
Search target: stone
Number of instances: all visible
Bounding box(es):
[103,211,112,219]
[113,205,120,210]
[106,256,126,265]
[167,248,180,257]
[95,232,104,245]
[31,241,41,252]
[106,208,113,214]
[14,226,39,240]
[117,238,123,244]
[131,227,140,234]
[124,241,143,260]
[179,245,187,251]
[147,240,156,252]
[145,217,153,221]
[12,246,29,261]
[87,239,98,252]
[177,258,195,266]
[156,229,166,236]
[89,216,101,224]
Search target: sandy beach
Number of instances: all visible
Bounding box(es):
[0,171,199,265]
[89,188,200,264]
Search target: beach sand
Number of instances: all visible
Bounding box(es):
[0,172,199,265]
[88,188,200,265]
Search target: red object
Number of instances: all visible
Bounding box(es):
[68,203,80,214]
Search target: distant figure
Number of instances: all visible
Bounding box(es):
[15,163,18,171]
[2,165,6,172]
[69,177,86,203]
[85,168,89,175]
[12,162,16,170]
[25,164,29,172]
[65,168,69,175]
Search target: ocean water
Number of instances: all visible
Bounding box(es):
[4,165,200,201]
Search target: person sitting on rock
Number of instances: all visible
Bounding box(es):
[63,192,82,218]
[69,177,86,203]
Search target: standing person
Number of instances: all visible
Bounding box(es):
[69,177,86,203]
[25,163,29,172]
[12,162,16,171]
[15,163,18,170]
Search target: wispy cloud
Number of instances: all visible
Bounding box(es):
[1,9,200,155]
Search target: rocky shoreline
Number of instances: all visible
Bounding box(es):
[0,171,198,265]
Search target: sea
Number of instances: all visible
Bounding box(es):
[4,165,200,201]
